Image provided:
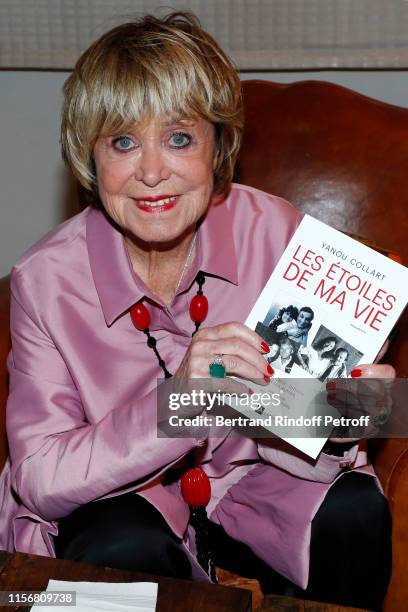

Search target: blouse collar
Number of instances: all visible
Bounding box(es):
[86,192,238,326]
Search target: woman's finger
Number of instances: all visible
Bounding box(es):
[195,322,269,354]
[352,363,396,379]
[193,337,271,378]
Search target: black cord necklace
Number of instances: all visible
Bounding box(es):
[130,271,208,377]
[129,271,217,581]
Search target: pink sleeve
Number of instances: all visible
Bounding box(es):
[7,272,197,521]
[257,439,368,483]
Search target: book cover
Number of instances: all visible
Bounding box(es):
[230,215,408,458]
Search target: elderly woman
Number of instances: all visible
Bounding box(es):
[0,12,393,611]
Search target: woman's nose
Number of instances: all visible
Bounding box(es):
[134,144,170,186]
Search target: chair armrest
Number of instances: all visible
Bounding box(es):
[370,438,408,611]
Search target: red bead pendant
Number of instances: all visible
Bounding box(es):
[130,302,150,331]
[181,467,211,507]
[189,294,208,324]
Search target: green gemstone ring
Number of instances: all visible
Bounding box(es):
[209,355,227,378]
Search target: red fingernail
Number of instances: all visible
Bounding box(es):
[247,387,254,395]
[261,341,269,353]
[351,369,362,378]
[327,393,336,401]
[264,375,270,383]
[267,364,274,375]
[326,381,336,391]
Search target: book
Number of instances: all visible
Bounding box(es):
[230,215,408,458]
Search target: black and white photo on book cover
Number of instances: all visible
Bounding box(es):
[255,308,363,379]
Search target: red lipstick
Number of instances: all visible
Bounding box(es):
[136,194,176,202]
[133,194,179,213]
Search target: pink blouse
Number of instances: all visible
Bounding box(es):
[0,184,372,587]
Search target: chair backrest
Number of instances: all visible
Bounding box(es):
[236,80,408,375]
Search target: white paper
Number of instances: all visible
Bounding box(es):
[32,579,158,612]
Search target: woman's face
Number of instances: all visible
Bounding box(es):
[335,351,348,365]
[323,340,336,352]
[93,115,215,245]
[282,311,292,323]
[280,341,293,359]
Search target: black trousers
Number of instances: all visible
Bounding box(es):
[55,472,391,611]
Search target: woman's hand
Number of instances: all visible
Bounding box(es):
[174,322,272,383]
[158,323,272,436]
[328,340,396,443]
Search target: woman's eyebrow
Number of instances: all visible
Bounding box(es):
[162,117,197,127]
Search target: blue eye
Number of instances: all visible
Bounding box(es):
[112,136,134,151]
[169,132,191,149]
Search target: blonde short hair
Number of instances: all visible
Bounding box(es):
[61,11,243,198]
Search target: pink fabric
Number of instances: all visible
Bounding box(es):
[0,184,373,588]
